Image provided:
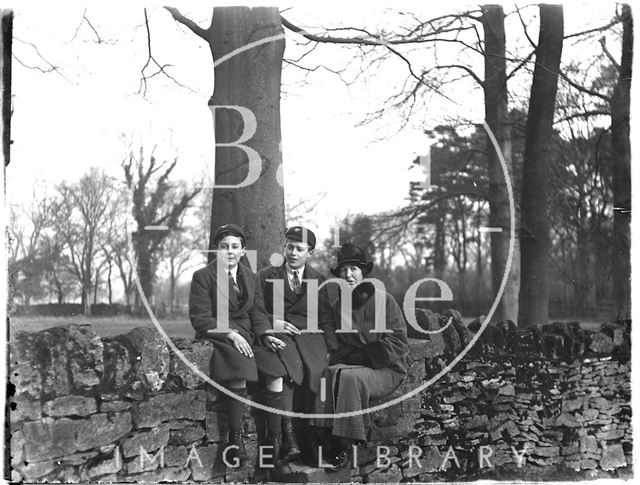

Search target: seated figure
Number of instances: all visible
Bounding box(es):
[310,242,409,470]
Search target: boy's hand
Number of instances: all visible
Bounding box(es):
[226,331,253,358]
[264,335,286,352]
[275,319,301,336]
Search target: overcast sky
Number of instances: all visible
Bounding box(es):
[7,0,624,249]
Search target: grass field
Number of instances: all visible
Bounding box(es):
[9,316,194,340]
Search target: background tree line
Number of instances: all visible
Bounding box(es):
[275,3,631,325]
[5,4,632,327]
[7,148,205,317]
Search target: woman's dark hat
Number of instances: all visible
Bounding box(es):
[285,226,316,250]
[213,223,246,246]
[330,242,374,277]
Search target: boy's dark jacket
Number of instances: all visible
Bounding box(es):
[188,258,258,381]
[252,263,334,392]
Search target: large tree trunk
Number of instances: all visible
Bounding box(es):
[482,5,520,324]
[169,263,176,316]
[106,262,113,305]
[611,4,632,322]
[433,216,446,280]
[93,268,99,305]
[518,5,564,327]
[133,233,154,314]
[1,11,11,320]
[207,7,286,268]
[576,212,597,315]
[1,9,10,172]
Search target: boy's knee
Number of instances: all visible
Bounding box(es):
[266,377,283,392]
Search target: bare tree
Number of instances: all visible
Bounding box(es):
[1,9,11,169]
[161,210,203,315]
[7,190,63,306]
[518,5,564,327]
[482,5,520,323]
[610,4,632,321]
[122,147,200,312]
[55,168,114,315]
[163,7,286,267]
[280,9,526,320]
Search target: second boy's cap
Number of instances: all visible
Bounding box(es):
[213,223,246,246]
[285,226,316,250]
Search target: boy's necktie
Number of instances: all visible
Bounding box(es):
[229,271,241,296]
[292,270,302,295]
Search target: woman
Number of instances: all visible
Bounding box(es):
[189,223,257,467]
[311,242,409,470]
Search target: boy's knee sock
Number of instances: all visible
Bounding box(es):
[282,379,294,413]
[227,387,247,437]
[263,389,284,439]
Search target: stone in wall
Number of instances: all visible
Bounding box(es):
[587,332,615,355]
[10,331,43,400]
[83,447,123,479]
[413,309,445,353]
[10,396,42,422]
[189,443,221,482]
[43,395,97,417]
[67,324,104,390]
[169,423,206,445]
[600,443,627,470]
[169,339,215,390]
[132,390,206,428]
[102,340,133,392]
[542,321,585,362]
[76,412,133,451]
[37,327,73,399]
[163,445,190,467]
[23,417,79,462]
[121,423,170,458]
[115,327,171,394]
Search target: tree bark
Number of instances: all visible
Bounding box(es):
[610,4,632,321]
[207,7,286,267]
[169,259,176,316]
[433,215,446,280]
[482,5,520,324]
[1,9,11,171]
[1,11,11,320]
[106,260,112,305]
[518,5,564,327]
[93,267,99,305]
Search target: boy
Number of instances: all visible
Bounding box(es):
[189,223,256,467]
[252,226,334,473]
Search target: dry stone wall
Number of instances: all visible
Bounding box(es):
[8,315,631,483]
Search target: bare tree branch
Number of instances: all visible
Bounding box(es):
[139,8,191,97]
[164,6,209,40]
[564,17,622,40]
[69,8,112,44]
[554,109,610,124]
[599,36,621,71]
[515,5,538,49]
[559,69,611,102]
[13,37,73,84]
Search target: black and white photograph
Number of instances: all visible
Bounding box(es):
[3,1,634,483]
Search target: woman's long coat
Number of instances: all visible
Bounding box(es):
[324,283,409,374]
[188,258,258,382]
[251,263,334,392]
